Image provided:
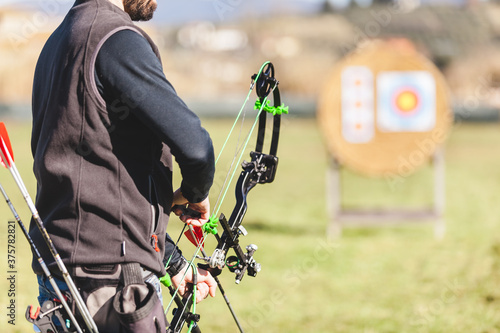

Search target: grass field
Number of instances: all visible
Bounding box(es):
[1,117,500,333]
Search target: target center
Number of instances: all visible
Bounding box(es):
[395,90,419,113]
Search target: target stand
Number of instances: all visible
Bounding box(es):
[326,148,445,239]
[318,39,452,239]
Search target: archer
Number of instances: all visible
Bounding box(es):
[28,0,217,331]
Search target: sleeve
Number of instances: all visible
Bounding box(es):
[163,233,183,267]
[163,234,188,277]
[94,29,214,203]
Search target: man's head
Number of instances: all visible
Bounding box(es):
[123,0,157,21]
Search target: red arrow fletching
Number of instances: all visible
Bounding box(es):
[184,226,205,249]
[0,122,14,167]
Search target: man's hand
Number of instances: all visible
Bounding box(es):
[171,264,217,304]
[172,188,210,227]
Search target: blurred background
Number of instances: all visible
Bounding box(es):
[2,0,500,119]
[1,0,500,332]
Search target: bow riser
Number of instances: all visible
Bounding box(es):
[207,138,280,284]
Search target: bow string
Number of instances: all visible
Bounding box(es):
[164,61,288,333]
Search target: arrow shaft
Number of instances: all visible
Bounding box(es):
[0,183,84,333]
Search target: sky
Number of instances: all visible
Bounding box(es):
[0,0,322,5]
[0,0,472,25]
[0,0,326,25]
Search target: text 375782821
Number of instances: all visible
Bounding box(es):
[7,219,16,325]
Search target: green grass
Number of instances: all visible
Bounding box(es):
[1,118,500,332]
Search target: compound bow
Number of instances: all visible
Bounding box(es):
[163,61,288,333]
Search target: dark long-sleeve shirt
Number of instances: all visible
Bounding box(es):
[95,29,214,203]
[94,29,214,265]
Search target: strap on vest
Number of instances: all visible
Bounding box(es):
[120,263,144,287]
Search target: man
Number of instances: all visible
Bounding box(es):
[30,0,216,331]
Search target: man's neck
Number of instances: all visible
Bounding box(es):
[107,0,124,11]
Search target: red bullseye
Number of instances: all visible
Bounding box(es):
[393,89,419,115]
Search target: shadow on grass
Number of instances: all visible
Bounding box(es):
[244,219,432,239]
[244,219,325,236]
[342,224,435,239]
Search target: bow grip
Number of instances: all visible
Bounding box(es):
[172,205,202,218]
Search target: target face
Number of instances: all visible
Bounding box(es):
[341,66,374,143]
[377,71,436,132]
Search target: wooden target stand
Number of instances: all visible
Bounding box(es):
[317,40,452,239]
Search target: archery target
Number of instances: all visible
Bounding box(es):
[317,40,451,176]
[377,71,436,132]
[341,66,374,143]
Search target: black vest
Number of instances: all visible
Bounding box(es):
[31,0,172,276]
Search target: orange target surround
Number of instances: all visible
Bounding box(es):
[317,40,452,177]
